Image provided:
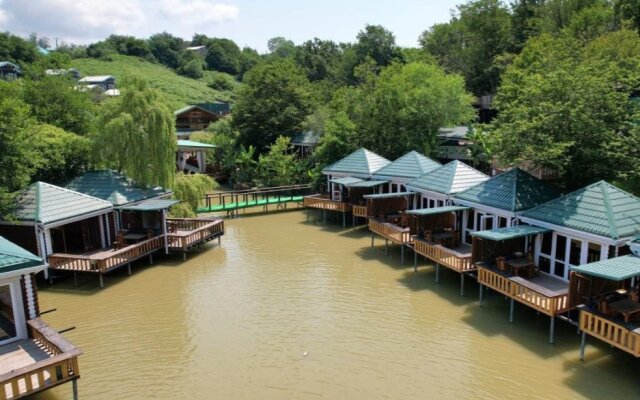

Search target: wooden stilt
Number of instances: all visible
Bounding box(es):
[73,272,77,287]
[72,379,79,400]
[371,233,374,247]
[479,283,483,305]
[580,331,586,361]
[509,299,515,323]
[149,254,153,264]
[435,263,440,283]
[385,239,388,255]
[549,316,555,344]
[414,251,418,272]
[401,245,404,265]
[128,264,132,275]
[218,236,221,246]
[99,273,104,288]
[460,273,465,296]
[342,212,346,228]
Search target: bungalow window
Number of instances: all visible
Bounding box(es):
[429,199,436,208]
[0,281,26,345]
[553,234,567,278]
[569,239,582,266]
[498,217,508,228]
[587,242,601,263]
[422,197,429,208]
[437,200,444,207]
[541,232,552,255]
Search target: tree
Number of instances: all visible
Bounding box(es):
[205,40,240,74]
[615,0,640,33]
[29,124,91,185]
[490,31,640,190]
[234,145,257,184]
[91,77,176,188]
[267,37,296,58]
[172,173,218,216]
[295,38,341,81]
[149,32,184,69]
[234,60,313,153]
[255,136,306,186]
[0,32,38,64]
[178,58,204,79]
[239,47,263,79]
[355,25,404,68]
[22,76,96,135]
[0,83,35,215]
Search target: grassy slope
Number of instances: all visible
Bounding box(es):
[72,55,235,109]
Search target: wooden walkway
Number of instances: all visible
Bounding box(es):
[199,185,311,214]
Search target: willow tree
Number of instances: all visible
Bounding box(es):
[92,77,176,188]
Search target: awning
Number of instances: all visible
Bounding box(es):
[571,255,640,281]
[471,225,550,241]
[406,205,469,216]
[330,177,363,186]
[346,180,388,188]
[363,191,415,199]
[118,199,180,211]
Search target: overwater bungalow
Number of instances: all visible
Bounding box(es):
[0,237,81,399]
[371,151,441,195]
[303,148,390,226]
[571,241,640,359]
[60,171,225,284]
[476,180,640,342]
[367,160,488,265]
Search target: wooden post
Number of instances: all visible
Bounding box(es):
[460,273,465,296]
[183,252,187,261]
[401,245,404,265]
[73,272,78,287]
[414,251,418,272]
[371,233,374,247]
[149,254,153,265]
[549,316,555,344]
[435,263,440,283]
[128,264,132,275]
[342,212,346,228]
[479,283,483,306]
[509,298,515,323]
[99,273,104,288]
[579,331,586,361]
[73,379,79,400]
[385,239,388,256]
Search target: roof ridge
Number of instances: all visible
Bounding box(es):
[600,181,619,239]
[512,168,520,211]
[34,182,42,223]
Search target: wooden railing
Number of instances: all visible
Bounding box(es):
[48,235,165,273]
[352,205,368,218]
[168,219,224,252]
[414,239,474,273]
[579,309,640,357]
[0,318,81,399]
[478,267,570,316]
[368,218,411,244]
[303,195,352,213]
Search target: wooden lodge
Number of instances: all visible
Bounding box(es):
[0,237,81,399]
[77,75,115,91]
[304,148,390,226]
[174,104,229,134]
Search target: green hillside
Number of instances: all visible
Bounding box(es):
[72,55,236,109]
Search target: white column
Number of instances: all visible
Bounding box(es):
[579,240,589,265]
[22,274,37,319]
[104,214,111,246]
[600,243,609,261]
[534,233,542,265]
[10,279,27,339]
[44,228,53,258]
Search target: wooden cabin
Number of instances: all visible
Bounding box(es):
[77,75,115,91]
[571,251,640,359]
[174,105,224,132]
[176,140,216,174]
[436,126,473,162]
[291,131,322,158]
[0,62,21,81]
[475,180,640,343]
[45,68,80,81]
[0,237,81,399]
[304,148,390,226]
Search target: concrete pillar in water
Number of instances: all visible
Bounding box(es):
[479,284,483,305]
[460,273,465,296]
[509,299,515,323]
[579,331,586,361]
[435,263,440,283]
[549,316,556,344]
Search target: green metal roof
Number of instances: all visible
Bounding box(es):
[372,151,441,179]
[330,177,364,186]
[177,140,216,149]
[346,180,389,188]
[174,104,225,117]
[406,205,469,216]
[363,191,414,199]
[0,236,42,273]
[471,225,550,241]
[570,255,640,281]
[454,168,560,212]
[406,160,488,195]
[66,170,171,206]
[12,182,112,225]
[521,181,640,240]
[322,148,390,176]
[118,199,180,211]
[292,131,322,146]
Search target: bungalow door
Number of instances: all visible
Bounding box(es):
[0,279,27,345]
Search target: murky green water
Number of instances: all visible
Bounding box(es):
[35,210,640,399]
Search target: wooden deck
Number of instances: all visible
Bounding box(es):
[48,235,165,274]
[413,239,474,273]
[303,195,352,213]
[167,218,224,256]
[352,205,368,218]
[477,267,570,317]
[0,318,81,399]
[579,308,640,358]
[368,218,411,244]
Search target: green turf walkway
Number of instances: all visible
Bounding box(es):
[197,195,304,213]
